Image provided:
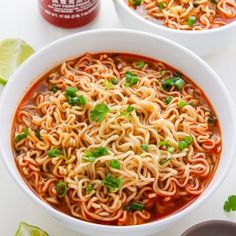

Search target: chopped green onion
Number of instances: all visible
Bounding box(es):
[178,140,188,151]
[86,184,94,194]
[189,101,196,107]
[120,105,135,116]
[175,78,185,90]
[50,85,59,93]
[34,129,41,140]
[66,87,77,97]
[15,128,29,143]
[183,136,193,145]
[178,100,187,108]
[141,144,149,152]
[160,158,172,165]
[125,71,139,87]
[161,70,166,76]
[77,95,86,105]
[128,0,142,6]
[159,140,175,153]
[162,77,175,90]
[167,146,175,153]
[67,95,86,106]
[135,60,145,69]
[164,96,173,105]
[187,16,196,26]
[208,114,215,125]
[210,0,217,4]
[82,156,97,162]
[124,202,144,211]
[178,136,193,151]
[62,148,68,161]
[127,105,135,113]
[103,79,113,89]
[157,2,165,9]
[65,87,86,106]
[109,159,121,169]
[111,78,119,85]
[102,173,122,192]
[48,148,61,157]
[162,77,185,91]
[83,147,109,162]
[158,140,169,147]
[90,103,110,122]
[55,181,67,198]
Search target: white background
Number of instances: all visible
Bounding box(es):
[1,1,236,235]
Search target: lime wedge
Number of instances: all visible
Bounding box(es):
[0,39,35,86]
[15,222,49,236]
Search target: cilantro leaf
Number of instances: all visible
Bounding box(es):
[162,77,185,91]
[86,184,94,194]
[124,202,144,211]
[103,79,113,89]
[124,71,139,87]
[48,148,61,157]
[102,173,122,192]
[109,159,121,169]
[160,157,172,165]
[224,195,236,212]
[15,128,29,143]
[120,105,135,117]
[135,60,145,69]
[140,144,148,152]
[83,147,109,162]
[65,87,86,106]
[90,103,110,122]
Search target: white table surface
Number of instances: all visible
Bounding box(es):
[1,1,236,235]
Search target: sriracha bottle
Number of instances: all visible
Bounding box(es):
[39,0,100,28]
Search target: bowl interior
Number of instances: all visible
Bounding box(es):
[115,0,236,34]
[0,29,235,235]
[113,0,236,56]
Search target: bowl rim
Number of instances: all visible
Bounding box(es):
[0,28,236,232]
[113,0,236,35]
[181,220,236,235]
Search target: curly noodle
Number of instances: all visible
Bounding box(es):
[12,53,221,225]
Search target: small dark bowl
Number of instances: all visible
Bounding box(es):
[182,220,236,236]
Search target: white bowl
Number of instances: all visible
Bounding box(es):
[113,0,236,57]
[0,29,235,236]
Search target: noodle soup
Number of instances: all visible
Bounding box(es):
[12,53,221,226]
[126,0,236,30]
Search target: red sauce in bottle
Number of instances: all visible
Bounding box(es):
[39,0,100,28]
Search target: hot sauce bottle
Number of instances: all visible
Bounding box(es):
[39,0,100,28]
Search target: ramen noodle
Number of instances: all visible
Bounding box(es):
[127,0,236,30]
[12,53,221,225]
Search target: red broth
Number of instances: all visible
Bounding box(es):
[126,0,236,30]
[12,53,221,225]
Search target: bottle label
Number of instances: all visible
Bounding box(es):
[41,0,98,20]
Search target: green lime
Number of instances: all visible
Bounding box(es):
[0,39,35,86]
[15,222,49,236]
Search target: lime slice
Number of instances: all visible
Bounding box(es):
[0,39,35,86]
[15,222,49,236]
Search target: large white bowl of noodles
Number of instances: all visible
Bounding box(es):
[113,0,236,57]
[0,29,235,236]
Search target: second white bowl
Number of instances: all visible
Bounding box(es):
[113,0,236,57]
